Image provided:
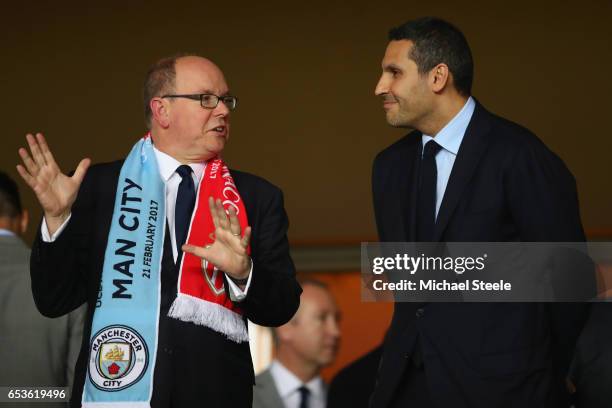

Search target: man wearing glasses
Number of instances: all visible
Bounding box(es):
[18,55,301,407]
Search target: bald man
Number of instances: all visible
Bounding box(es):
[253,280,341,408]
[19,55,301,408]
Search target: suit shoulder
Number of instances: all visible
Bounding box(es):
[374,130,421,164]
[486,112,550,152]
[83,159,124,180]
[254,368,273,383]
[484,110,575,178]
[231,169,283,196]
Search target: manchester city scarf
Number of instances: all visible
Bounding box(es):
[82,135,249,407]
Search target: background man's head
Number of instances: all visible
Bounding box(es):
[274,279,341,379]
[0,172,28,236]
[143,54,233,163]
[375,17,473,130]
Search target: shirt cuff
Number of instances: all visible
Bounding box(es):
[225,259,253,302]
[40,214,72,242]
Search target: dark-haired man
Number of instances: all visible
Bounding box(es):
[18,55,301,407]
[371,17,589,407]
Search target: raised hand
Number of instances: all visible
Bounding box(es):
[16,133,90,235]
[182,197,252,281]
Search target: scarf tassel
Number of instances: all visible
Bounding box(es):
[168,294,249,343]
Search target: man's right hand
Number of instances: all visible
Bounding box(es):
[16,133,90,236]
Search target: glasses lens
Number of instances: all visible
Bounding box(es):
[222,96,237,110]
[200,94,219,109]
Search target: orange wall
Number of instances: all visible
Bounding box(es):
[300,272,393,383]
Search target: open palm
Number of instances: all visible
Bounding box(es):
[17,133,90,224]
[182,197,252,280]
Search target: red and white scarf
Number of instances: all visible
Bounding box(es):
[168,159,250,342]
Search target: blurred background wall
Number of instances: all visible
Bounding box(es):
[2,0,610,381]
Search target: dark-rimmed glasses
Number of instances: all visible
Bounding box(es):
[161,93,238,111]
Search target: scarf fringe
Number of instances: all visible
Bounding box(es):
[168,294,249,343]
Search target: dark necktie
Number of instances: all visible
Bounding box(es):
[298,385,310,408]
[174,165,196,252]
[417,140,442,242]
[412,140,442,370]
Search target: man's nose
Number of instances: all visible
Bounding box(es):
[214,100,230,116]
[375,75,388,96]
[327,317,341,338]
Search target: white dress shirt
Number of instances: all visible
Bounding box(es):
[269,360,326,408]
[421,96,476,219]
[41,145,251,299]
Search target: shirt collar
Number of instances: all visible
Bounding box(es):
[152,146,205,183]
[422,96,475,156]
[269,360,325,399]
[0,229,15,237]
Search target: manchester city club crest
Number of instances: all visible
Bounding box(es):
[88,325,148,391]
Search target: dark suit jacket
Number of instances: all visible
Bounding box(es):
[570,302,612,408]
[370,102,589,408]
[30,160,301,407]
[327,345,383,408]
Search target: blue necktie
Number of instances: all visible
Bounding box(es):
[298,386,310,408]
[175,165,196,253]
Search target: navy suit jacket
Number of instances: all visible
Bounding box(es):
[370,102,590,408]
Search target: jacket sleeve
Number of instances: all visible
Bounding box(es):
[30,167,97,318]
[240,187,301,327]
[505,138,591,380]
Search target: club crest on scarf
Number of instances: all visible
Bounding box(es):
[203,260,225,296]
[88,325,149,392]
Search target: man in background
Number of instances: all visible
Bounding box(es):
[0,171,85,400]
[253,280,341,408]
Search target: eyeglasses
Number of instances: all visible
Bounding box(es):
[161,93,238,111]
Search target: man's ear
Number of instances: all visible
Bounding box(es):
[19,209,28,236]
[150,97,170,128]
[276,324,293,342]
[429,63,450,93]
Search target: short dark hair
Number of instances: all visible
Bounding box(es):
[143,53,193,129]
[389,17,474,96]
[0,171,22,218]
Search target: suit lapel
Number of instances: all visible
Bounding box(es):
[433,103,493,241]
[256,370,285,408]
[406,142,422,242]
[395,136,421,242]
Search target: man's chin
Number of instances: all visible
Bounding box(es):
[386,117,410,128]
[203,141,226,157]
[317,351,338,366]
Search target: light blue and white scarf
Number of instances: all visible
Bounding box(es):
[82,136,165,407]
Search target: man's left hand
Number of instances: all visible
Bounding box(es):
[182,197,252,280]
